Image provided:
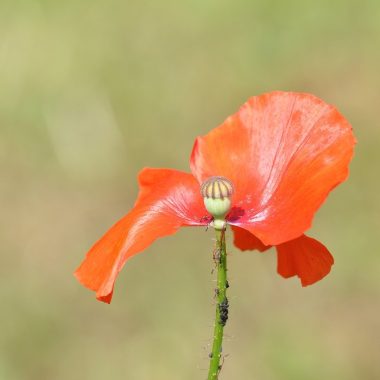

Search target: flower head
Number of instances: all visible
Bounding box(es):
[75,91,356,303]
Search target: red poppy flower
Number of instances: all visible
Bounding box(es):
[75,91,356,303]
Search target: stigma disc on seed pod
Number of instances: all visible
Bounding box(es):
[201,176,234,220]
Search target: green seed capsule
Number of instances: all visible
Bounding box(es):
[201,176,234,222]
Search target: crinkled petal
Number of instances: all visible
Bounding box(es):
[231,225,270,252]
[191,91,356,245]
[276,235,334,286]
[75,168,206,303]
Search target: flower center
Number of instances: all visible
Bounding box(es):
[201,176,234,229]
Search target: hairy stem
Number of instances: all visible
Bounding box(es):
[207,228,229,380]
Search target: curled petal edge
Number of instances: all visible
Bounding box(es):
[231,226,334,286]
[74,168,206,303]
[276,234,334,286]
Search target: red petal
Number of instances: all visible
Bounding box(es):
[231,225,270,252]
[191,92,356,245]
[276,235,334,286]
[75,168,206,303]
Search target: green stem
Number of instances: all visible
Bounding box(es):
[207,228,229,380]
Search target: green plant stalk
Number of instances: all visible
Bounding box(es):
[207,228,228,380]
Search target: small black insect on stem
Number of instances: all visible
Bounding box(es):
[219,297,229,326]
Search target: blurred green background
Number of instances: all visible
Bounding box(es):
[1,0,379,379]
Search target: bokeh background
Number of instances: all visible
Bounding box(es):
[1,0,379,379]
